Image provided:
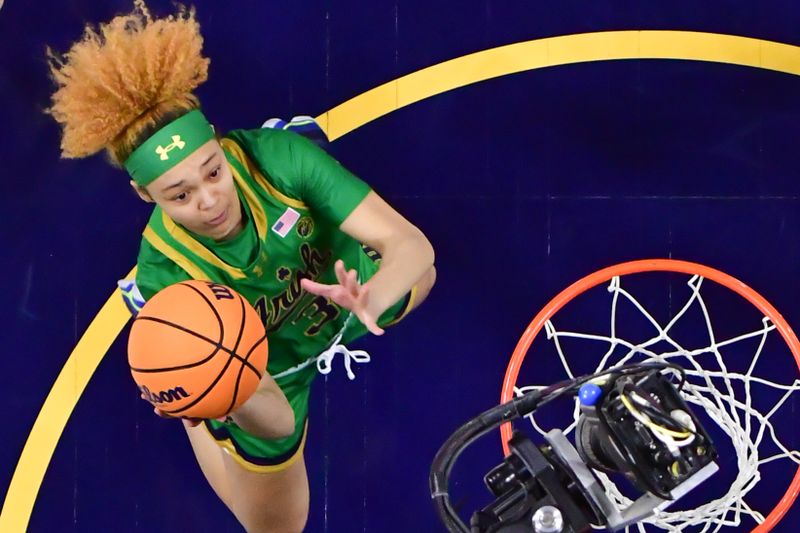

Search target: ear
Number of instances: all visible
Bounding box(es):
[130,180,154,203]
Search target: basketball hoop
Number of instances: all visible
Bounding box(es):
[501,259,800,532]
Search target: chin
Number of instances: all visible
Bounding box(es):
[215,227,234,241]
[214,219,240,241]
[190,224,225,240]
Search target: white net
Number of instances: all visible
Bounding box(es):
[515,274,800,532]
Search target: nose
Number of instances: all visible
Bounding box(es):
[196,185,217,210]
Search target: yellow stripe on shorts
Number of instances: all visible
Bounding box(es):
[203,421,308,474]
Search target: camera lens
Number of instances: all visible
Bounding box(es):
[576,416,624,472]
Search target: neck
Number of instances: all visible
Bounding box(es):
[217,217,245,242]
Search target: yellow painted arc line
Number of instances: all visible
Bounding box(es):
[319,30,800,141]
[0,267,136,531]
[3,30,800,532]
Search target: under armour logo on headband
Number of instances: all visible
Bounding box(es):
[155,135,186,160]
[125,111,215,186]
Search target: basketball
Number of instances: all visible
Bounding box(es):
[127,280,268,419]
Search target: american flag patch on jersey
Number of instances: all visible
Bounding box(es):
[272,207,300,238]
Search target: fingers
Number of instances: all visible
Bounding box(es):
[142,389,208,425]
[142,390,172,419]
[310,261,359,304]
[342,268,357,299]
[334,260,359,297]
[155,406,203,427]
[334,259,347,285]
[334,259,355,291]
[300,278,334,297]
[365,319,385,336]
[347,269,358,296]
[307,260,375,325]
[357,287,384,336]
[181,418,203,428]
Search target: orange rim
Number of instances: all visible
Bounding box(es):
[499,258,800,532]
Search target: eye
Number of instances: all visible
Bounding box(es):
[209,166,221,180]
[173,191,189,202]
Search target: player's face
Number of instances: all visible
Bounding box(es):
[142,139,244,241]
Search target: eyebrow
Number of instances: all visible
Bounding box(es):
[160,154,219,193]
[200,153,217,168]
[161,179,185,193]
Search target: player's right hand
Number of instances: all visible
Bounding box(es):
[139,390,216,427]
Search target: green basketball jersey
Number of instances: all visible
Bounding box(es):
[135,128,387,389]
[132,127,413,460]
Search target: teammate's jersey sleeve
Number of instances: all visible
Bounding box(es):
[226,128,371,225]
[134,237,192,301]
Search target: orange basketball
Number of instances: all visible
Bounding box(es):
[127,280,268,419]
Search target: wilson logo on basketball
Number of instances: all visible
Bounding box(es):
[128,280,268,419]
[207,282,234,300]
[140,384,191,404]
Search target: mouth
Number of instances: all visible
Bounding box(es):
[207,208,228,227]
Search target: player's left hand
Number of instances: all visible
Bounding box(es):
[300,259,385,336]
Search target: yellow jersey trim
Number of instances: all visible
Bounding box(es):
[385,285,418,327]
[230,167,268,240]
[220,137,308,211]
[160,213,246,280]
[218,140,269,239]
[142,226,210,281]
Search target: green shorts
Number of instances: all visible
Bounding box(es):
[203,372,312,472]
[203,289,415,470]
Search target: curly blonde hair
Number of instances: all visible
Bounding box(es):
[47,0,210,167]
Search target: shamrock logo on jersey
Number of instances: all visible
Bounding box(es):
[296,217,314,238]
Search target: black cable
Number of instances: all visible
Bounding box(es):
[536,362,684,411]
[430,389,546,532]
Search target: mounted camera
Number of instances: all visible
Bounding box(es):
[430,364,719,533]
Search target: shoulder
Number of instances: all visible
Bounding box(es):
[135,214,192,300]
[224,127,330,201]
[225,127,311,161]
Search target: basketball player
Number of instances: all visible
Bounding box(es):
[46,2,435,531]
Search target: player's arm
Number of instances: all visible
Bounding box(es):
[271,133,434,333]
[146,361,294,438]
[227,372,295,439]
[301,190,435,334]
[339,190,435,322]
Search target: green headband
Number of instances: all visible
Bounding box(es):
[124,109,215,186]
